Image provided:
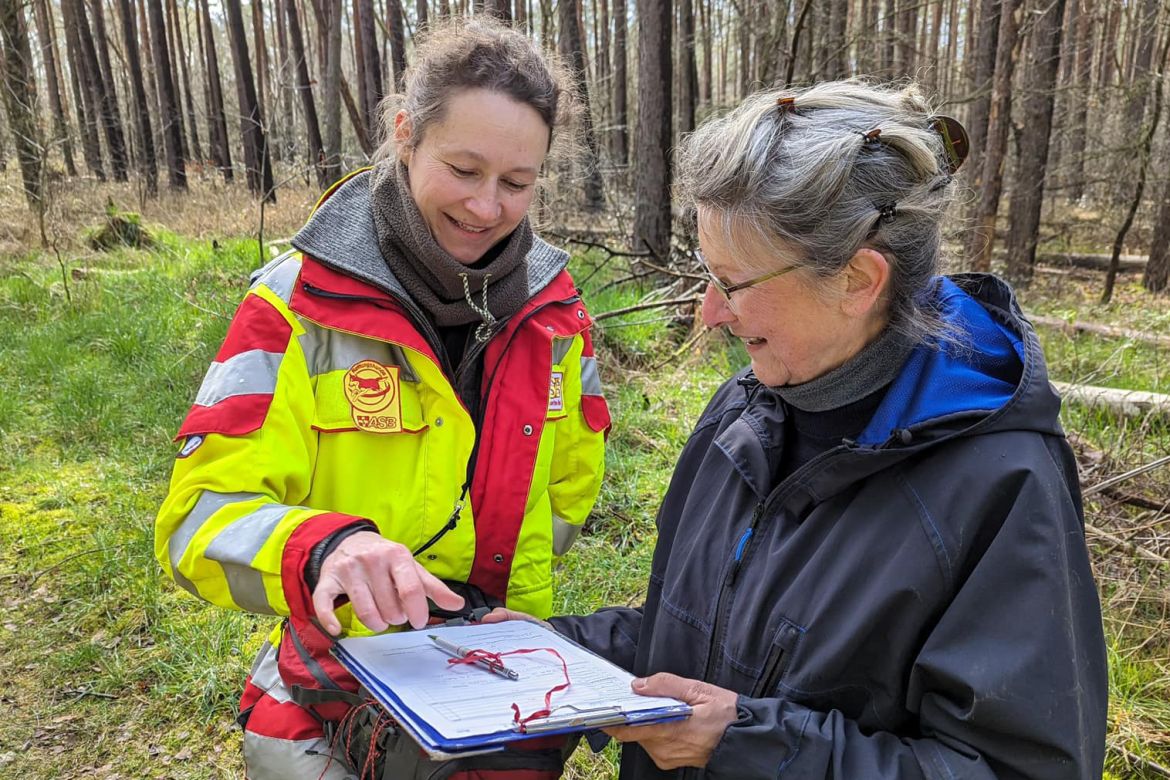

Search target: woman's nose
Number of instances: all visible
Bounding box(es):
[465,184,502,223]
[700,283,735,328]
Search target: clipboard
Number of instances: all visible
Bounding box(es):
[331,620,691,759]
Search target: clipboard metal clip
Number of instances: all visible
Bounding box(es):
[519,704,626,734]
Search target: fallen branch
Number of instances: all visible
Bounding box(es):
[1117,746,1170,778]
[1084,522,1170,565]
[594,296,701,323]
[545,231,654,259]
[1027,314,1170,348]
[1083,454,1170,497]
[1052,381,1170,419]
[1101,486,1169,512]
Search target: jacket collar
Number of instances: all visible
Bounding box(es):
[290,169,571,306]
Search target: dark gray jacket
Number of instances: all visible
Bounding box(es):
[553,274,1107,779]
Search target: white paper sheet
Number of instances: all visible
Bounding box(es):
[336,621,688,743]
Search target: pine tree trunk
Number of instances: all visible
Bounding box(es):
[146,0,187,188]
[966,0,1020,272]
[286,0,327,186]
[172,0,204,161]
[86,0,130,180]
[964,0,1000,191]
[1064,0,1094,202]
[31,0,76,176]
[0,0,42,208]
[355,0,383,137]
[677,0,696,135]
[558,0,604,209]
[224,0,276,201]
[1144,184,1170,293]
[827,0,848,78]
[198,0,233,181]
[61,0,106,179]
[163,0,189,160]
[137,0,161,134]
[1005,0,1066,285]
[633,0,672,257]
[611,0,628,166]
[387,0,407,93]
[322,0,343,181]
[116,0,158,195]
[77,0,130,180]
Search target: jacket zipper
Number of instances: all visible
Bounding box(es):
[302,280,583,557]
[701,503,766,687]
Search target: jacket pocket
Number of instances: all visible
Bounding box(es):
[752,619,804,698]
[312,368,427,433]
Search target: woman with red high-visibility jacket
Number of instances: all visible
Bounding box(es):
[155,19,609,780]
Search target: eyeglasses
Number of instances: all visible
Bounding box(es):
[699,253,797,301]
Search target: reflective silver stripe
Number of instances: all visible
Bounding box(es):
[551,337,574,365]
[204,503,297,615]
[257,252,302,304]
[168,490,264,575]
[247,641,292,703]
[193,349,285,407]
[552,514,583,556]
[243,732,356,780]
[580,355,602,397]
[299,320,419,382]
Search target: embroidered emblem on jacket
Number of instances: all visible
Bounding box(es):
[344,360,402,432]
[548,370,564,413]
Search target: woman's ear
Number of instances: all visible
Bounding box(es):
[841,247,891,319]
[393,111,413,164]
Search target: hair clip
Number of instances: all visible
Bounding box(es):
[876,202,898,223]
[861,128,883,146]
[776,96,798,114]
[930,116,970,174]
[929,174,954,193]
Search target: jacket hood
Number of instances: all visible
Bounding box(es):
[854,273,1063,447]
[290,170,570,304]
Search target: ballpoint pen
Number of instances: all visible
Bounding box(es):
[428,634,521,680]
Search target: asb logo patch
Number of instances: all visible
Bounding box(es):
[548,370,564,413]
[344,360,402,433]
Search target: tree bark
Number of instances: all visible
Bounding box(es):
[146,0,187,188]
[197,0,233,181]
[77,0,130,180]
[171,0,204,161]
[677,0,696,135]
[1063,0,1093,202]
[1144,182,1170,293]
[286,0,327,187]
[354,0,382,136]
[1102,30,1170,303]
[320,0,343,180]
[31,0,76,176]
[1004,0,1066,285]
[223,0,276,201]
[826,0,849,78]
[116,0,158,195]
[387,0,407,93]
[162,0,188,160]
[964,0,999,185]
[558,0,604,210]
[966,0,1020,271]
[61,0,104,179]
[0,0,42,208]
[611,0,628,166]
[633,0,672,257]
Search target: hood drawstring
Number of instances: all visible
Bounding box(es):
[461,272,498,342]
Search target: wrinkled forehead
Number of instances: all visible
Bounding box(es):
[696,205,799,274]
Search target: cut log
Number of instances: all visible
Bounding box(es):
[1028,314,1170,348]
[1052,381,1170,418]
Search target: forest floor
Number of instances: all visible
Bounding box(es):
[1,171,1168,778]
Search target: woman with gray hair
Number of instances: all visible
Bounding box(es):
[490,80,1107,778]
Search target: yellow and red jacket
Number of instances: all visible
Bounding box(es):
[155,177,609,641]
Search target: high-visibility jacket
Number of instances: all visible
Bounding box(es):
[155,181,610,637]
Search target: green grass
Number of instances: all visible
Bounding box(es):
[2,239,1169,778]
